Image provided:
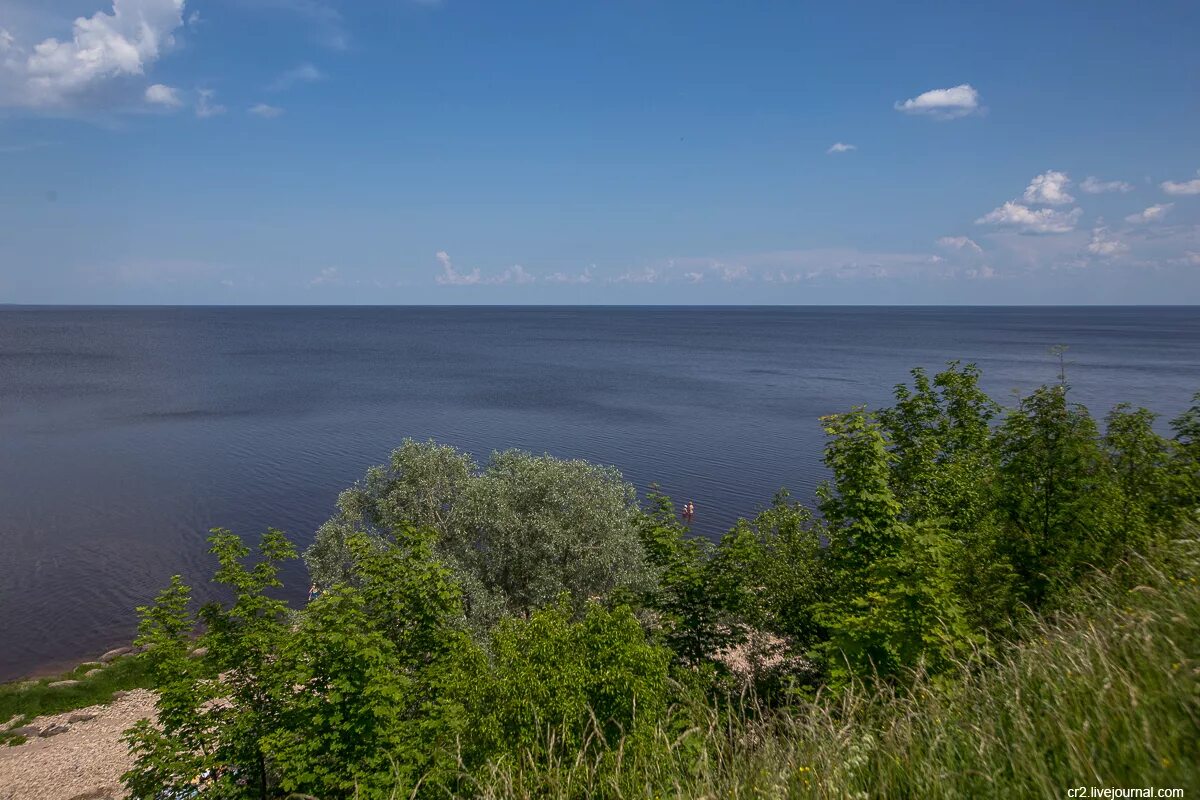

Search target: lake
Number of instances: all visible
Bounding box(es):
[1,305,1197,681]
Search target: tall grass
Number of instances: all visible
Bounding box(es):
[456,537,1200,799]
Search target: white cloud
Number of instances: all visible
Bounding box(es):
[194,87,225,118]
[614,267,660,284]
[826,142,856,154]
[976,201,1081,234]
[307,266,340,287]
[894,84,981,119]
[433,252,540,286]
[144,82,181,107]
[1022,170,1074,206]
[1125,203,1173,224]
[249,102,283,118]
[493,264,535,285]
[717,263,749,282]
[249,0,347,50]
[1086,227,1128,257]
[1184,252,1200,266]
[683,271,704,283]
[434,251,481,285]
[1,0,185,109]
[965,265,997,280]
[936,235,983,253]
[268,63,323,91]
[1080,176,1133,194]
[1161,170,1200,196]
[544,267,594,285]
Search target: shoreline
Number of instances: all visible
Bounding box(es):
[1,642,145,689]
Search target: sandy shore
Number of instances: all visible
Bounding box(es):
[0,690,156,800]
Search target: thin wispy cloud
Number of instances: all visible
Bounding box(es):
[268,63,324,91]
[246,0,348,50]
[826,142,856,154]
[613,267,660,284]
[195,88,226,118]
[1086,227,1128,257]
[937,236,983,253]
[894,84,981,119]
[1125,203,1173,224]
[307,266,340,287]
[249,103,284,118]
[544,267,594,285]
[1080,176,1133,194]
[0,140,52,154]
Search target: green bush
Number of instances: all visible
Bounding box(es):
[306,441,653,633]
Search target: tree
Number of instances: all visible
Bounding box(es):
[816,408,975,683]
[994,384,1121,607]
[877,363,1014,634]
[305,440,653,633]
[1104,404,1179,554]
[124,529,297,800]
[633,488,723,669]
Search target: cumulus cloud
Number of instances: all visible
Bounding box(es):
[194,88,225,118]
[826,142,856,154]
[144,82,181,107]
[1,0,185,110]
[1125,203,1173,224]
[434,251,481,285]
[249,102,283,118]
[976,202,1082,234]
[894,84,981,119]
[1161,170,1200,196]
[1086,227,1128,257]
[936,236,983,253]
[433,252,534,285]
[1023,171,1074,206]
[1080,176,1133,194]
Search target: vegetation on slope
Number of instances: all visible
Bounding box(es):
[119,363,1200,798]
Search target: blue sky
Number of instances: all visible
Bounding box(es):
[1,0,1198,304]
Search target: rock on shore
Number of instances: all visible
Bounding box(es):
[0,690,156,800]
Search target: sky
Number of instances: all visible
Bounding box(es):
[0,0,1198,304]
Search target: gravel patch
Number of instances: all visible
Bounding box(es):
[0,689,156,800]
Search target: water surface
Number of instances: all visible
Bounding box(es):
[1,306,1197,680]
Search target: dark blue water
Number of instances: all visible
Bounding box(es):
[1,306,1198,681]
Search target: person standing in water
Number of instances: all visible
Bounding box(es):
[683,501,695,524]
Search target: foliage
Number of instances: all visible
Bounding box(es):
[306,440,652,633]
[118,362,1200,798]
[462,534,1200,800]
[443,601,676,782]
[124,529,297,799]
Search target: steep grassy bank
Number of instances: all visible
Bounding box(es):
[466,536,1200,799]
